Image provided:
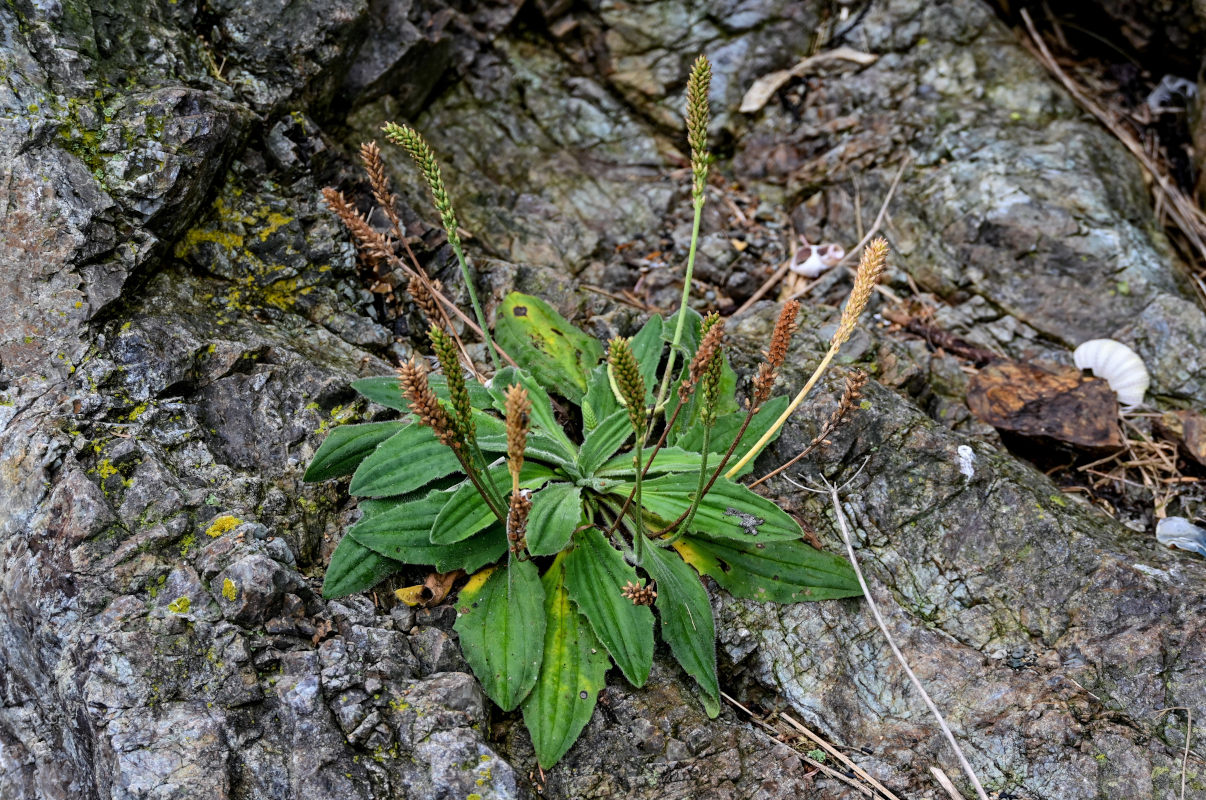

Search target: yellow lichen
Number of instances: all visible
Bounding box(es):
[167,596,191,614]
[222,578,237,601]
[205,515,242,538]
[97,459,118,480]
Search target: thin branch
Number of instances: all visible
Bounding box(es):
[812,466,990,800]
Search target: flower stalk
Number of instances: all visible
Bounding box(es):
[383,122,501,370]
[725,237,889,478]
[653,54,712,424]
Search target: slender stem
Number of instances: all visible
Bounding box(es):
[631,439,646,562]
[726,346,837,479]
[668,426,710,542]
[469,437,508,516]
[450,240,501,371]
[826,482,990,800]
[657,404,757,537]
[606,394,688,535]
[456,449,505,521]
[652,196,704,425]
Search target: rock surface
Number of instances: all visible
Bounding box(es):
[2,1,1206,799]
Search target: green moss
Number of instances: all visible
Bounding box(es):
[206,515,242,538]
[97,459,118,480]
[167,596,191,614]
[222,578,238,601]
[178,533,197,556]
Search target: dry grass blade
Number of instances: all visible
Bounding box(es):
[1019,9,1206,307]
[720,691,891,798]
[929,766,969,800]
[775,711,903,800]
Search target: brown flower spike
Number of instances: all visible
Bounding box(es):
[397,358,460,453]
[752,299,800,409]
[504,384,531,488]
[621,580,657,606]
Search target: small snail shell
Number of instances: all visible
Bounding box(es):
[1155,516,1206,557]
[1072,339,1149,407]
[789,243,846,277]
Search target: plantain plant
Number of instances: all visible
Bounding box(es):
[308,55,886,769]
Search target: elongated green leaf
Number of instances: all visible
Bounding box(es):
[348,492,505,572]
[454,559,546,710]
[613,473,802,542]
[576,409,633,476]
[527,483,583,556]
[640,543,719,716]
[564,528,654,687]
[323,534,402,599]
[582,363,621,429]
[352,374,493,411]
[431,462,557,544]
[349,425,461,498]
[672,395,790,474]
[304,421,407,482]
[522,554,611,768]
[673,534,862,602]
[489,366,577,462]
[629,314,664,405]
[595,446,704,478]
[494,293,603,403]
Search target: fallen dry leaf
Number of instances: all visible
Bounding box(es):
[967,360,1122,449]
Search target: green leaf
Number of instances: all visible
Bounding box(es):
[582,363,621,428]
[564,528,654,687]
[494,292,603,403]
[304,421,408,482]
[349,424,463,498]
[323,534,402,599]
[672,534,862,602]
[668,351,739,445]
[614,473,803,542]
[595,446,704,478]
[348,492,505,572]
[663,307,703,357]
[454,559,546,711]
[352,374,492,411]
[576,409,633,476]
[489,366,577,463]
[640,543,719,717]
[629,314,664,405]
[671,395,790,476]
[526,483,584,556]
[431,461,557,545]
[522,554,611,768]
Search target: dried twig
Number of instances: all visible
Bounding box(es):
[796,463,990,800]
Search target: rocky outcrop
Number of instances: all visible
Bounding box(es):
[2,0,1205,798]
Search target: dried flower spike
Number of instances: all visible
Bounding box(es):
[608,337,647,433]
[398,358,460,453]
[507,489,532,556]
[504,384,531,487]
[359,141,401,236]
[621,580,657,606]
[321,187,393,264]
[832,237,888,350]
[685,54,712,199]
[752,300,800,409]
[409,275,443,326]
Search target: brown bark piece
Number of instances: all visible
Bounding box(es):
[967,360,1122,449]
[1181,410,1206,467]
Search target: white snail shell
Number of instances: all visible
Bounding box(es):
[1155,517,1206,557]
[789,243,846,277]
[1072,339,1149,407]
